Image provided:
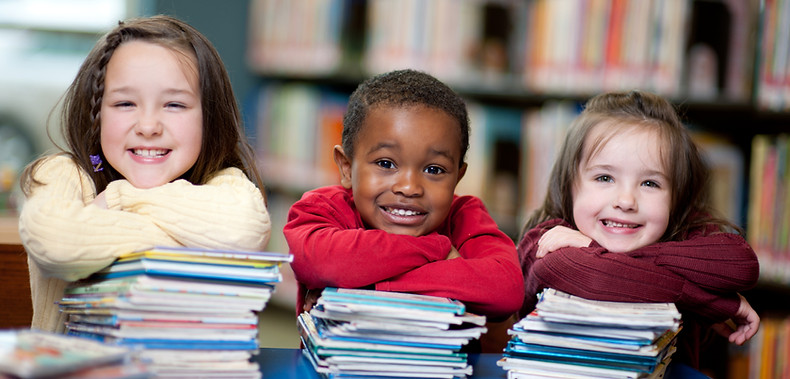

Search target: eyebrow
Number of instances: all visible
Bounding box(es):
[428,147,456,162]
[106,86,197,96]
[584,164,668,179]
[365,142,398,155]
[365,143,457,163]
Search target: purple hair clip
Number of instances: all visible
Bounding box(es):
[90,154,104,172]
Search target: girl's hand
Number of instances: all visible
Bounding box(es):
[445,246,461,260]
[711,294,760,345]
[92,191,108,209]
[536,226,592,258]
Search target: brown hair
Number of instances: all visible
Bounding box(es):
[522,90,738,241]
[21,15,263,198]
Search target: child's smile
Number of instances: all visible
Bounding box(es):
[380,204,428,226]
[130,148,170,159]
[335,105,466,237]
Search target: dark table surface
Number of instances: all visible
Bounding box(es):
[252,348,707,378]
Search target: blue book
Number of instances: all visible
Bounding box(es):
[505,340,664,372]
[94,258,282,284]
[320,287,465,314]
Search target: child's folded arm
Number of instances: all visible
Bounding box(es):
[19,156,176,281]
[376,251,524,321]
[285,196,452,289]
[105,167,271,252]
[525,247,742,322]
[628,232,760,292]
[375,196,525,321]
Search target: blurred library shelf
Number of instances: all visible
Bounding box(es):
[243,0,790,377]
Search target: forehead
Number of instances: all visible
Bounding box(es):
[107,40,198,84]
[584,121,667,161]
[358,105,462,152]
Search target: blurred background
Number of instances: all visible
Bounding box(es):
[2,1,790,377]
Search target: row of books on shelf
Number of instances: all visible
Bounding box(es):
[248,82,345,192]
[0,246,292,378]
[739,314,790,379]
[518,0,691,97]
[756,0,790,111]
[247,0,346,76]
[247,0,759,102]
[748,134,790,284]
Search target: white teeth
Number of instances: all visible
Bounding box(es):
[386,207,421,216]
[133,149,167,157]
[604,220,637,228]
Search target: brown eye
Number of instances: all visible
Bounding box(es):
[424,165,445,175]
[376,160,395,169]
[642,180,660,188]
[595,175,613,182]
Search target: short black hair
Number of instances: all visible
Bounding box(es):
[341,69,469,167]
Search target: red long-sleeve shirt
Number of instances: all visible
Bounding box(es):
[285,185,524,321]
[518,218,760,367]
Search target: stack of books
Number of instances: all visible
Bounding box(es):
[58,246,292,378]
[298,288,487,378]
[499,288,682,379]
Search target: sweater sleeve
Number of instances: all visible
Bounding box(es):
[625,229,759,292]
[103,167,270,252]
[285,187,452,290]
[19,156,176,281]
[375,196,525,320]
[517,219,742,322]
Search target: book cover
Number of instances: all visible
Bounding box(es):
[320,287,466,314]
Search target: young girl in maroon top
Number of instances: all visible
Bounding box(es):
[285,70,524,327]
[518,90,760,368]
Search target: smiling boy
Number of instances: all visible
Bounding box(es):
[284,70,524,324]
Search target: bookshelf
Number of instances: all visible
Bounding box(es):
[242,0,790,375]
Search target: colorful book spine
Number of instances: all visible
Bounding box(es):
[748,134,790,284]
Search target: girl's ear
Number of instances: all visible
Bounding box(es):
[333,145,353,189]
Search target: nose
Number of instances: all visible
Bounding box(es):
[134,109,163,137]
[392,170,423,197]
[614,187,637,211]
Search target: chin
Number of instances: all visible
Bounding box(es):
[127,178,170,189]
[380,226,424,237]
[598,242,633,254]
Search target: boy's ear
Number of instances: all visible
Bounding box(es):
[333,145,353,189]
[456,162,467,184]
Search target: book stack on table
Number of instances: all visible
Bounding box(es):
[58,246,292,379]
[297,288,488,378]
[498,288,682,379]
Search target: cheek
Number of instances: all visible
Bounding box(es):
[99,122,118,155]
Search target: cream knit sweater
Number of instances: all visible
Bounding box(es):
[18,155,271,333]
